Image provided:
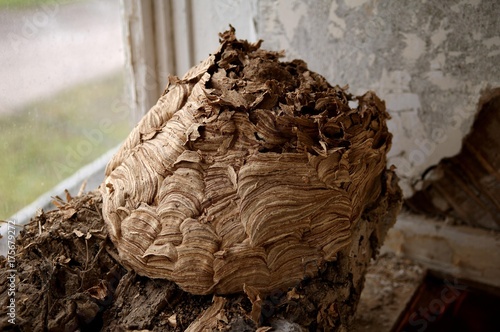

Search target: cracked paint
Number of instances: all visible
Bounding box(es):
[327,1,345,39]
[255,0,499,196]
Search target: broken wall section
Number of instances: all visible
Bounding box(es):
[406,89,500,231]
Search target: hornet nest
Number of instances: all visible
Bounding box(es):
[101,28,393,295]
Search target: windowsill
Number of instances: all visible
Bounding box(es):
[0,145,120,256]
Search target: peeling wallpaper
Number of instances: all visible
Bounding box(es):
[252,0,500,196]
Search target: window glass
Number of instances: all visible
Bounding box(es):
[0,0,129,218]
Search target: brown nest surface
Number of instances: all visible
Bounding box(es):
[101,28,393,296]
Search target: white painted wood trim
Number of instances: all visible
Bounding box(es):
[122,0,156,121]
[121,0,195,119]
[382,212,500,288]
[171,0,194,77]
[153,0,176,93]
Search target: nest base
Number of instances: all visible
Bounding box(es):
[0,165,400,331]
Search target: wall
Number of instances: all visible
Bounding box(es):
[250,0,500,196]
[190,0,258,70]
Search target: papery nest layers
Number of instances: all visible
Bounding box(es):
[101,28,393,295]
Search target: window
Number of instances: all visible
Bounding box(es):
[0,0,129,222]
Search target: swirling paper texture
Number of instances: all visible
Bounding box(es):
[101,28,392,295]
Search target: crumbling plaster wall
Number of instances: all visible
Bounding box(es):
[251,0,500,197]
[188,0,499,197]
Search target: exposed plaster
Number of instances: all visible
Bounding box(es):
[255,0,500,197]
[327,1,345,39]
[402,33,425,65]
[279,0,307,41]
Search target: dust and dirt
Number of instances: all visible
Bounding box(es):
[351,252,425,331]
[0,191,217,331]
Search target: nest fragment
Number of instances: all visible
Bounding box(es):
[101,28,392,295]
